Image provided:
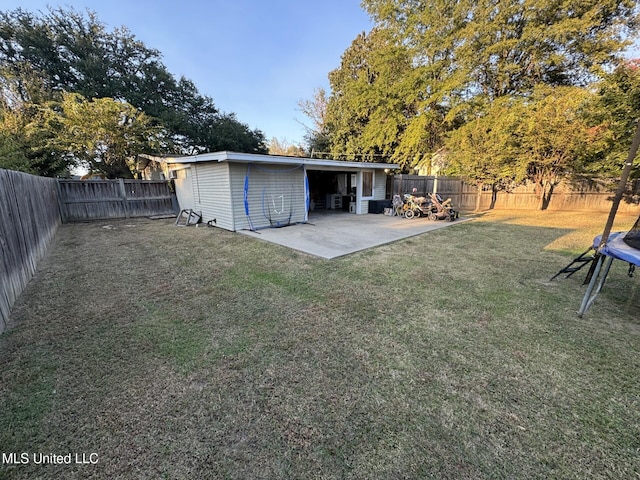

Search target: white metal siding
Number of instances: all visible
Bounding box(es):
[357,171,386,214]
[191,162,234,230]
[373,170,387,200]
[229,162,307,231]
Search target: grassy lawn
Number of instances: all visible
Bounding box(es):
[1,209,639,479]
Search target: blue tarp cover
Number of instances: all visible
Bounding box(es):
[593,232,640,266]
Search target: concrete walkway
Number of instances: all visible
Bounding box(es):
[239,211,470,259]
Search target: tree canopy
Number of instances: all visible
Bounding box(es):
[362,0,638,97]
[588,60,640,177]
[301,0,640,208]
[325,28,424,167]
[0,7,267,176]
[55,93,164,178]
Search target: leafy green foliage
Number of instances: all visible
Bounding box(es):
[588,60,640,177]
[446,86,609,209]
[55,93,164,178]
[317,0,639,184]
[515,86,601,208]
[364,0,638,97]
[0,6,266,176]
[0,99,70,176]
[325,28,419,166]
[444,96,524,188]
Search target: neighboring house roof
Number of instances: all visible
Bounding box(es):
[161,151,399,170]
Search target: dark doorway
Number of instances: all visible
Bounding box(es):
[307,171,353,212]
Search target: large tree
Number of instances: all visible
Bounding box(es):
[447,85,607,210]
[0,6,266,176]
[363,0,638,98]
[444,96,524,210]
[325,28,420,167]
[515,86,603,209]
[320,0,638,175]
[0,96,70,176]
[55,93,164,178]
[587,59,640,178]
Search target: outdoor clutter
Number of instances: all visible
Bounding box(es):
[175,209,202,226]
[387,191,459,222]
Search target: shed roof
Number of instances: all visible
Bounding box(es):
[163,151,399,170]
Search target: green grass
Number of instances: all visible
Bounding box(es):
[0,210,639,479]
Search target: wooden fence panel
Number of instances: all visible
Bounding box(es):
[0,169,60,333]
[390,175,435,196]
[58,179,176,222]
[122,180,177,218]
[393,175,640,212]
[57,180,124,221]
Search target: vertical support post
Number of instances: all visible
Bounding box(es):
[578,255,615,317]
[54,180,67,224]
[303,165,309,223]
[355,170,362,214]
[598,120,640,249]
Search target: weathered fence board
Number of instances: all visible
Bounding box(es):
[58,179,177,222]
[0,169,61,333]
[392,175,640,212]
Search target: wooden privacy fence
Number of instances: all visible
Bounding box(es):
[391,175,640,213]
[0,169,61,334]
[389,175,481,210]
[57,179,177,222]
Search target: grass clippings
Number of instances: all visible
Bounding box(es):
[1,210,639,479]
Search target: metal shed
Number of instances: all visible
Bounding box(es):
[165,152,398,231]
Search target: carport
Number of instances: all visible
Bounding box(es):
[305,162,392,215]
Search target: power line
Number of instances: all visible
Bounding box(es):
[309,150,428,161]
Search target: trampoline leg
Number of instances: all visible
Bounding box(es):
[578,255,614,317]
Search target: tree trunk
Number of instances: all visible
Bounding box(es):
[490,185,498,209]
[537,181,555,210]
[475,183,483,212]
[537,181,546,210]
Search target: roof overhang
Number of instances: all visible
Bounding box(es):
[162,151,399,171]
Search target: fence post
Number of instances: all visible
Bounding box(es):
[54,180,67,223]
[118,179,130,219]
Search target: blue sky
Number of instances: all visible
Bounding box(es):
[2,0,374,145]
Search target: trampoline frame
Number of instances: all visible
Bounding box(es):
[578,232,640,317]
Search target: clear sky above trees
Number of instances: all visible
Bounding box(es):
[0,0,373,145]
[0,7,270,176]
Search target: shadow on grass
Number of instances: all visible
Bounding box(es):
[1,217,639,479]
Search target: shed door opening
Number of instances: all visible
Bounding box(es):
[307,171,353,212]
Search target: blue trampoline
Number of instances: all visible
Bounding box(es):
[574,121,640,316]
[578,231,640,316]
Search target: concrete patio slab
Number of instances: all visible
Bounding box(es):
[238,212,471,259]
